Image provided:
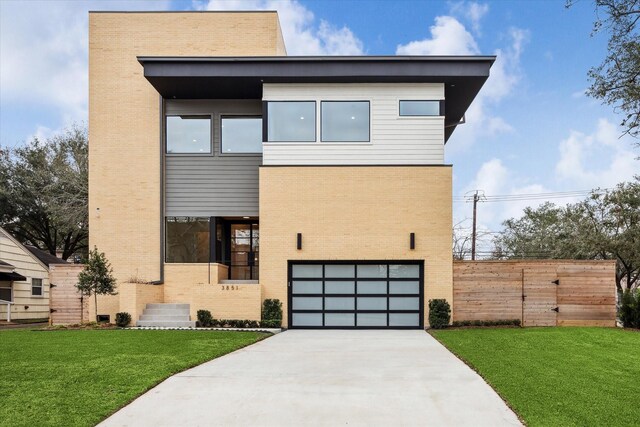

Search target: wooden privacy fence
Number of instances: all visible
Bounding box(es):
[49,264,88,325]
[453,260,617,327]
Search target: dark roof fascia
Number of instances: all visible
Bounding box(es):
[0,271,28,282]
[138,56,495,141]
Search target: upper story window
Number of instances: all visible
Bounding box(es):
[221,116,263,154]
[166,115,211,154]
[399,100,441,116]
[267,101,316,142]
[31,278,43,296]
[321,101,370,142]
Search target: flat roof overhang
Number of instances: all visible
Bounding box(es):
[137,56,495,142]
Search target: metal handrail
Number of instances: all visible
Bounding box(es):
[0,299,13,322]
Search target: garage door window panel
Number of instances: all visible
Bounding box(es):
[289,261,423,329]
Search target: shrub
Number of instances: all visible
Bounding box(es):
[619,289,640,328]
[115,312,131,327]
[262,299,282,328]
[260,319,281,328]
[428,299,451,329]
[197,310,213,327]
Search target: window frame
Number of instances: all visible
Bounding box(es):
[320,100,371,143]
[398,100,444,117]
[31,278,43,297]
[164,216,211,264]
[0,286,12,302]
[165,114,214,156]
[219,114,263,156]
[264,101,317,143]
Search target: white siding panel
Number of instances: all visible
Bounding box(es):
[0,230,50,320]
[263,83,445,165]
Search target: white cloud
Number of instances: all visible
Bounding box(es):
[201,0,364,55]
[450,1,489,34]
[396,16,479,55]
[0,0,170,138]
[556,118,637,188]
[395,12,528,152]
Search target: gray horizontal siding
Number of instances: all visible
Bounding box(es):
[165,100,262,217]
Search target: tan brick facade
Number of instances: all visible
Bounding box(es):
[259,166,453,327]
[88,12,284,320]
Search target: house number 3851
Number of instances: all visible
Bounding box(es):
[221,285,239,291]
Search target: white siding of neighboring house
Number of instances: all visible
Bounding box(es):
[0,230,49,320]
[262,83,445,165]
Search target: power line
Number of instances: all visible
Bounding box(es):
[453,188,611,203]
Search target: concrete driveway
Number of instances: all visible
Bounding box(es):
[100,330,521,427]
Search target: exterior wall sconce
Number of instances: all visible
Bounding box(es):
[410,233,415,250]
[297,233,302,250]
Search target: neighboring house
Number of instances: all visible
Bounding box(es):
[88,11,493,328]
[0,227,67,321]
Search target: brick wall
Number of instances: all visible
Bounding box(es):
[89,12,285,316]
[259,166,453,327]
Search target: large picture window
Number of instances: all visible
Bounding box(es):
[267,101,316,142]
[165,217,210,263]
[166,115,211,154]
[399,100,441,116]
[221,116,263,153]
[321,101,370,142]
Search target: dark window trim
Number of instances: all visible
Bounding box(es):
[320,100,371,143]
[265,100,317,143]
[398,100,444,117]
[219,114,263,156]
[165,114,214,156]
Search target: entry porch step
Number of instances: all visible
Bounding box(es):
[137,320,196,328]
[219,280,259,284]
[136,303,194,328]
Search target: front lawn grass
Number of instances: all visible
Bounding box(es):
[0,329,268,427]
[431,327,640,426]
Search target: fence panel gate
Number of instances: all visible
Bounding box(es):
[522,266,558,327]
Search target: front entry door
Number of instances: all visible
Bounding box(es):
[227,223,259,280]
[523,267,558,326]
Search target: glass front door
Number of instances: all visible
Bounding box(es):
[228,223,259,280]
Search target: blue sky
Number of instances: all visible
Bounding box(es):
[1,0,637,251]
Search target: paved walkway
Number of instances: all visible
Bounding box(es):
[100,330,521,427]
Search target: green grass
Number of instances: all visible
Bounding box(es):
[431,327,640,426]
[0,329,268,427]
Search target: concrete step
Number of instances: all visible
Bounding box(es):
[139,314,190,321]
[143,308,190,316]
[145,303,189,310]
[136,320,196,328]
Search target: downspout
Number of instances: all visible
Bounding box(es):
[151,95,165,285]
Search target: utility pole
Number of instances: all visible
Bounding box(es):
[471,191,479,260]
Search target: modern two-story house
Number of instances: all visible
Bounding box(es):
[88,11,493,328]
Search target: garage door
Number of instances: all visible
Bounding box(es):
[288,261,423,329]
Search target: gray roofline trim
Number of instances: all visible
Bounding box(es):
[138,55,496,63]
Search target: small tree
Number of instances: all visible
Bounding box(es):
[77,247,117,321]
